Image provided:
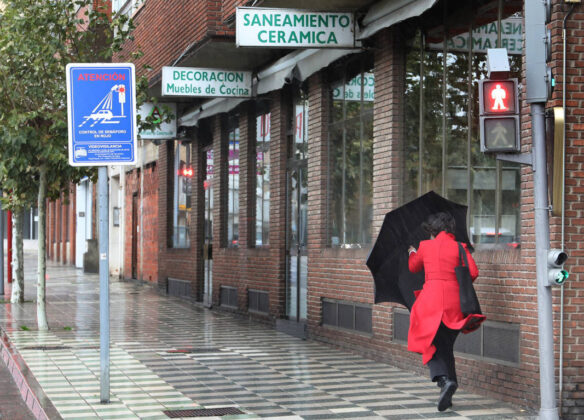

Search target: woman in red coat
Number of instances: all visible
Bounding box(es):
[407,212,485,411]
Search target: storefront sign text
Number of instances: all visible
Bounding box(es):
[236,7,354,48]
[162,67,252,97]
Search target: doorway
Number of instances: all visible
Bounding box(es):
[280,93,309,337]
[203,147,214,307]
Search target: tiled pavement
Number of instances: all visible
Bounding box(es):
[0,253,536,419]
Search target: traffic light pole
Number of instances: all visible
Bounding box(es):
[531,103,559,420]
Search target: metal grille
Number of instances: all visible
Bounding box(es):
[166,348,221,354]
[23,346,71,351]
[23,345,100,350]
[163,407,244,418]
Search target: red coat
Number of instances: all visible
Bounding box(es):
[407,231,486,364]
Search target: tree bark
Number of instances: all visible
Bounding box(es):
[37,164,49,330]
[10,209,24,304]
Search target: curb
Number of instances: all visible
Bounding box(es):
[0,328,62,420]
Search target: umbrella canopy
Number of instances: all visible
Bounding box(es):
[367,191,471,309]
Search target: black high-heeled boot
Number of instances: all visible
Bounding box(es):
[437,376,457,411]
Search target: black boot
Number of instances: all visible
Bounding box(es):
[437,378,457,411]
[436,375,447,388]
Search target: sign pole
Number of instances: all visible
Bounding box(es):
[66,62,136,405]
[98,166,110,403]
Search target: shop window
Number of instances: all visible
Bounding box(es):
[170,141,192,248]
[329,58,374,248]
[227,122,240,247]
[255,112,271,246]
[403,2,522,248]
[112,0,144,17]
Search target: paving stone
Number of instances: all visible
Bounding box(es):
[0,253,537,420]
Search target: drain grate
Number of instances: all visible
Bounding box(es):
[163,407,245,418]
[166,348,221,354]
[23,346,71,351]
[23,345,99,351]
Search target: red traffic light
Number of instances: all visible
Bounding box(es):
[181,167,193,177]
[481,80,517,115]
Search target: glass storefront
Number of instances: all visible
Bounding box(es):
[404,2,522,246]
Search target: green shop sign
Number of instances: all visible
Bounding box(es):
[161,67,253,98]
[236,7,355,48]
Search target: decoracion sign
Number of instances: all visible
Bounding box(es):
[161,67,253,97]
[66,63,137,166]
[236,7,354,48]
[138,102,177,139]
[428,17,522,55]
[332,72,374,102]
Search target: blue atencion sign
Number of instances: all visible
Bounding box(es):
[66,63,137,166]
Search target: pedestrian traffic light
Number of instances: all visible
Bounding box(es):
[479,78,520,153]
[547,249,569,286]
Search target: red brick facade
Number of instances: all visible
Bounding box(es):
[46,187,76,265]
[111,0,584,416]
[123,165,159,283]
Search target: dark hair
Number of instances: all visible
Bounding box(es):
[422,212,456,237]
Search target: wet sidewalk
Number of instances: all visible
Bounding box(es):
[0,253,536,420]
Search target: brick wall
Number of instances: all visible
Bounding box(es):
[123,164,159,283]
[114,0,243,81]
[548,2,584,417]
[209,92,287,319]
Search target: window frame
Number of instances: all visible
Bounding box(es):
[255,106,271,247]
[226,115,240,248]
[169,140,192,249]
[327,54,375,249]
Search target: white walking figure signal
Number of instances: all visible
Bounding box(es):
[78,84,127,128]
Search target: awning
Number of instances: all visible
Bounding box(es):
[178,97,247,127]
[357,0,437,40]
[256,48,359,95]
[179,47,360,125]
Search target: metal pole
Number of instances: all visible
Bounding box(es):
[532,103,559,420]
[7,210,12,284]
[0,189,4,295]
[98,166,110,403]
[139,138,144,282]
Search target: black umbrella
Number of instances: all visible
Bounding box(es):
[367,191,471,309]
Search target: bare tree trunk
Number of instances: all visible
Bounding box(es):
[10,209,24,304]
[37,165,49,330]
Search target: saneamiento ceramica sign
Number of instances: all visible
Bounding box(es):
[236,7,355,48]
[161,67,253,97]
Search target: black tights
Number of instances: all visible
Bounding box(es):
[428,323,460,384]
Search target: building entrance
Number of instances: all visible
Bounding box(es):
[203,147,214,307]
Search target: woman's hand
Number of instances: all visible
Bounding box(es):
[408,246,416,255]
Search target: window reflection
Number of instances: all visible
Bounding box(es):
[227,126,240,247]
[171,141,192,248]
[404,5,522,247]
[329,59,374,248]
[256,112,270,246]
